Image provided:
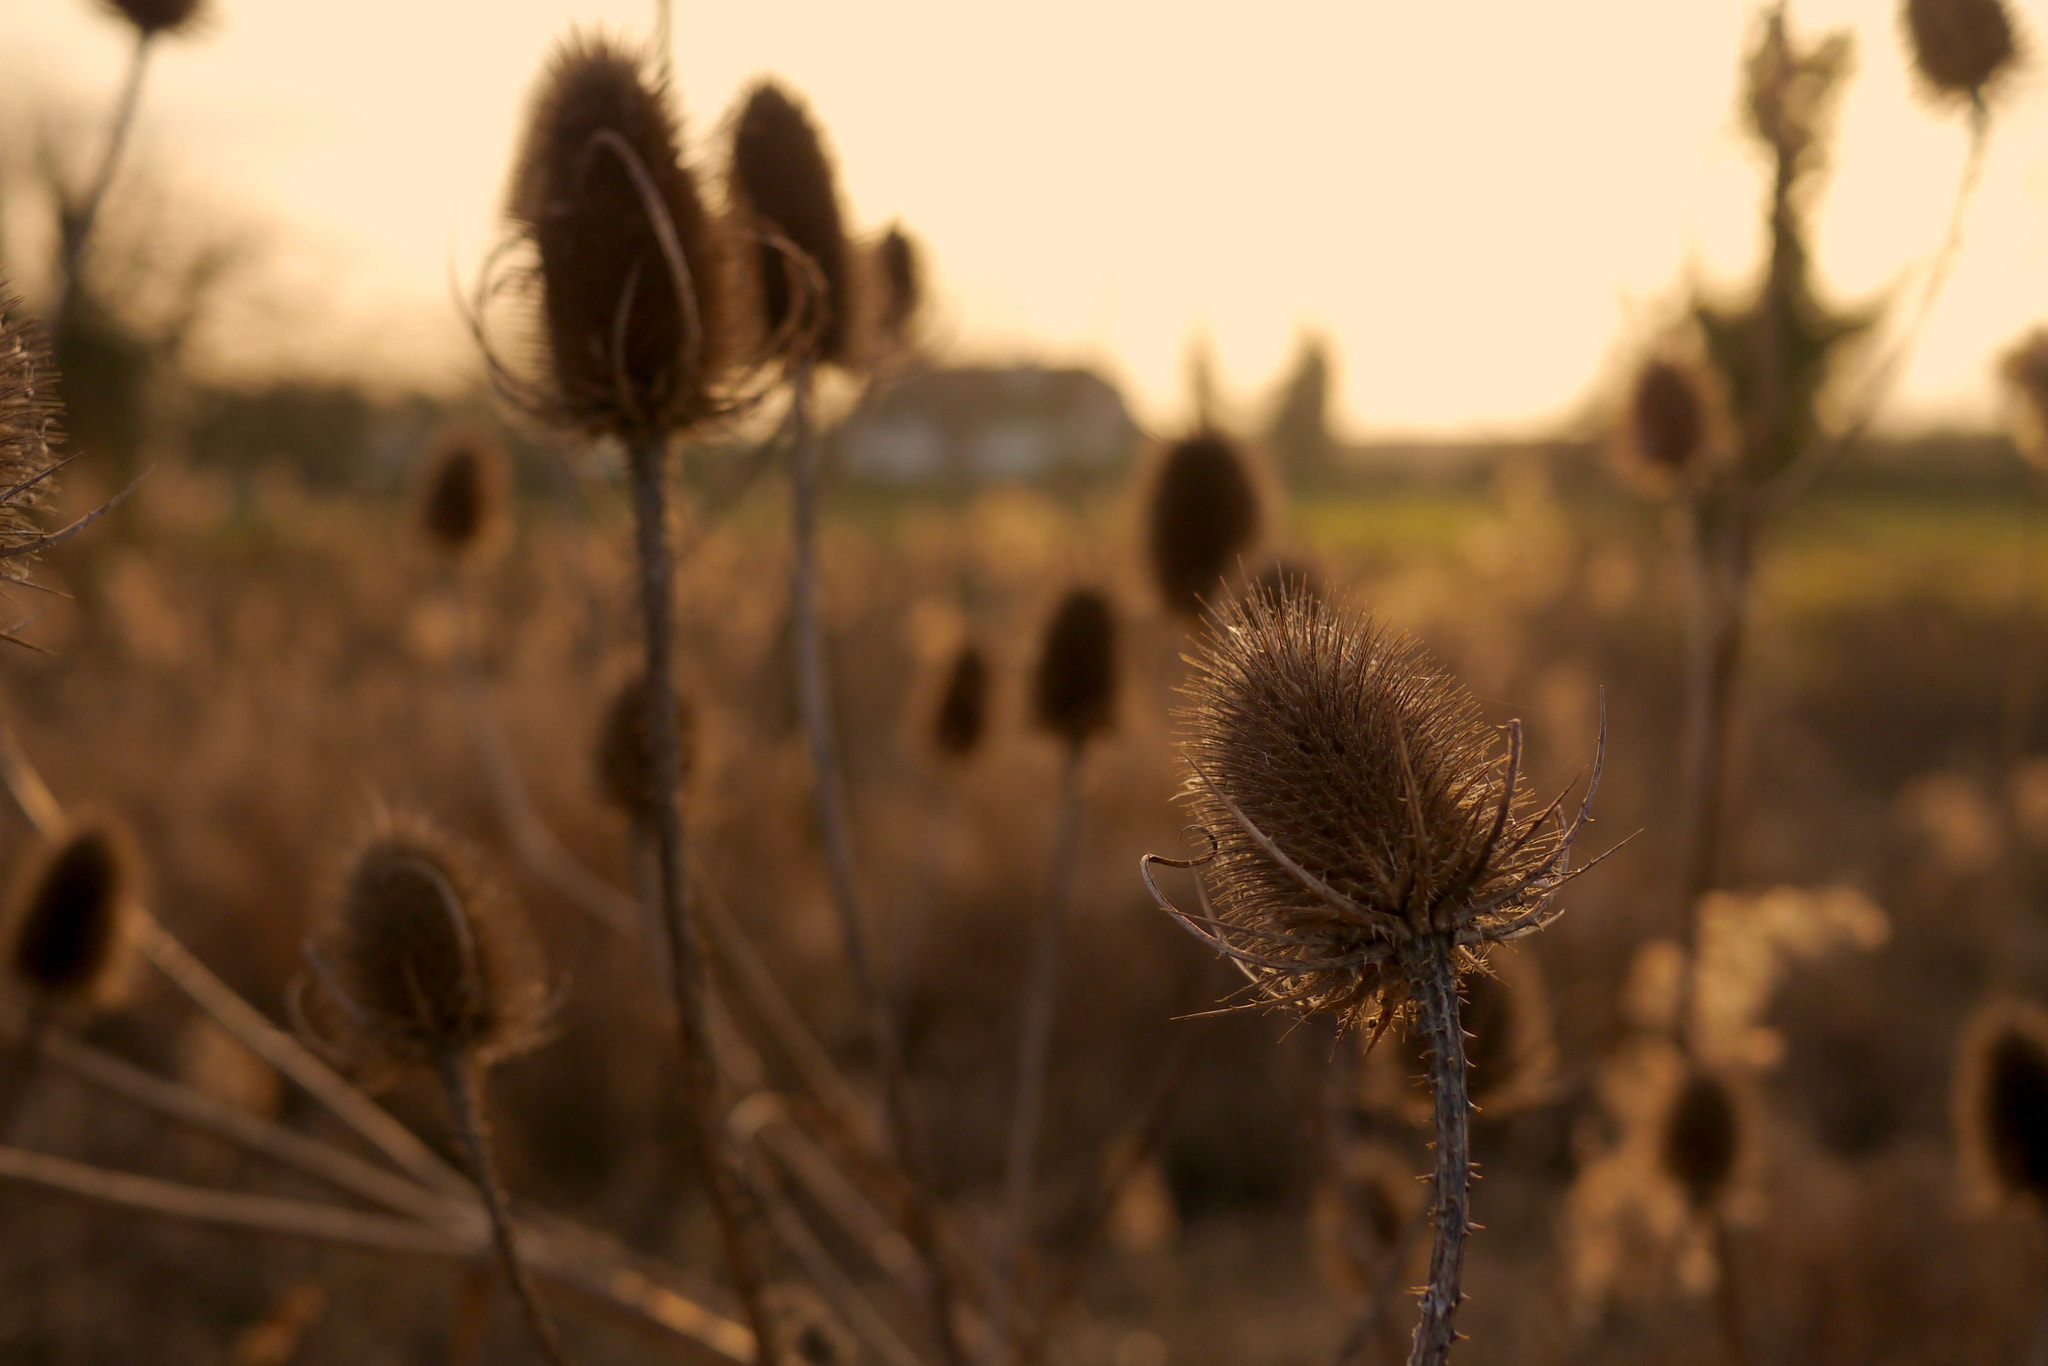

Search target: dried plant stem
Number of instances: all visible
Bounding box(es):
[626,434,779,1366]
[1333,1197,1432,1366]
[435,1052,574,1366]
[0,994,50,1142]
[60,29,152,302]
[749,1167,930,1366]
[789,366,969,1366]
[1400,934,1470,1366]
[990,744,1087,1354]
[448,1264,497,1366]
[1708,1209,1749,1366]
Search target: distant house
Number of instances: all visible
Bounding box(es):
[832,365,1141,486]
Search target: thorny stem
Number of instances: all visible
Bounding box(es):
[991,743,1087,1357]
[1400,933,1470,1366]
[436,1052,573,1366]
[59,30,153,311]
[789,365,970,1366]
[626,435,779,1366]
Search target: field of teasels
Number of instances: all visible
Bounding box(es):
[4,0,2048,1363]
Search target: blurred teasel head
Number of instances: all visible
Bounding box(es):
[931,642,990,759]
[1956,999,2048,1209]
[414,424,511,569]
[1999,329,2048,470]
[1902,0,2019,109]
[595,673,697,822]
[1148,584,1604,1029]
[729,81,853,367]
[4,812,138,1009]
[1032,588,1117,751]
[1617,353,1726,493]
[1659,1067,1741,1213]
[0,294,59,553]
[502,32,730,440]
[99,0,206,38]
[875,223,922,349]
[304,810,549,1069]
[1147,431,1260,618]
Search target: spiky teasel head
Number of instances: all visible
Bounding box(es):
[1902,0,2020,109]
[1955,998,2048,1210]
[594,674,697,821]
[502,32,732,440]
[1615,353,1730,495]
[1146,431,1261,618]
[1146,583,1605,1030]
[0,295,59,553]
[99,0,206,37]
[1659,1067,1741,1213]
[1999,329,2048,471]
[3,811,139,1010]
[874,223,922,351]
[1033,588,1117,750]
[303,810,549,1070]
[729,81,854,367]
[413,424,512,569]
[931,641,990,759]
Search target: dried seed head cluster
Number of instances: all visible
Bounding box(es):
[415,424,511,568]
[4,813,137,1008]
[1956,999,2048,1208]
[99,0,206,37]
[595,674,697,821]
[1902,0,2019,106]
[0,295,58,552]
[1659,1068,1741,1212]
[305,812,548,1068]
[1146,432,1260,617]
[730,81,853,366]
[931,642,990,759]
[1032,589,1117,749]
[505,33,729,439]
[875,223,921,347]
[1147,585,1601,1029]
[2000,329,2048,470]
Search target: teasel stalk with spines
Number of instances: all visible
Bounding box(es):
[990,588,1118,1357]
[1143,584,1609,1366]
[730,77,971,1366]
[495,33,780,1363]
[300,810,567,1365]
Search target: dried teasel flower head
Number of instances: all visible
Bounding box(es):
[760,1284,858,1366]
[1146,584,1606,1030]
[1659,1068,1741,1212]
[413,423,512,569]
[1956,999,2048,1209]
[303,810,549,1069]
[729,81,853,367]
[1615,353,1729,494]
[875,223,921,348]
[1032,588,1117,750]
[1146,430,1261,618]
[2000,329,2048,471]
[99,0,207,38]
[503,32,730,439]
[931,642,990,759]
[1902,0,2020,108]
[0,294,60,555]
[595,674,697,822]
[3,811,138,1009]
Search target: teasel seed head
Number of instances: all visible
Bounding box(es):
[729,81,854,367]
[4,812,138,1009]
[1903,0,2019,107]
[1659,1068,1740,1213]
[414,424,512,569]
[506,32,730,439]
[1032,588,1117,750]
[595,674,697,821]
[305,810,549,1069]
[1146,431,1261,618]
[0,295,58,553]
[1146,584,1605,1030]
[1956,999,2048,1208]
[99,0,206,37]
[931,642,990,759]
[1617,354,1728,493]
[875,223,922,347]
[2000,329,2048,470]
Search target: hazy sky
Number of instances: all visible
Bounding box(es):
[3,0,2047,437]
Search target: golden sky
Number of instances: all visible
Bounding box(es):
[3,0,2047,437]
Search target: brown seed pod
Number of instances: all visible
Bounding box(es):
[1659,1068,1740,1212]
[506,32,730,439]
[0,294,59,552]
[931,642,989,759]
[99,0,206,37]
[1902,0,2019,106]
[729,81,854,367]
[1152,583,1601,1029]
[414,424,512,568]
[875,223,921,346]
[305,811,548,1069]
[1147,431,1261,618]
[595,674,697,821]
[3,813,137,1009]
[1031,588,1117,749]
[1956,999,2048,1207]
